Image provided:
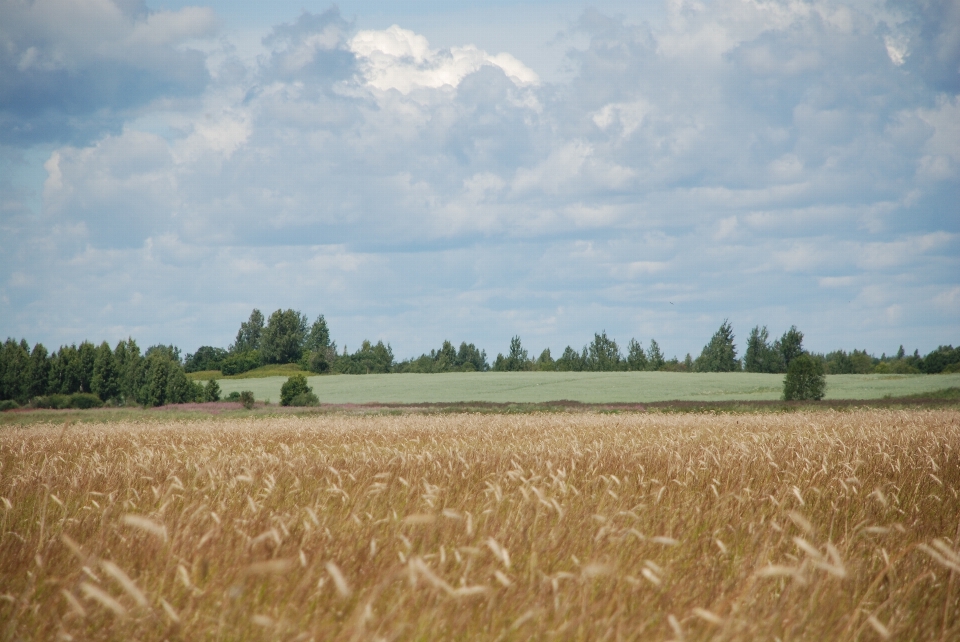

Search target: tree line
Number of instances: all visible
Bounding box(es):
[180,308,960,377]
[0,338,220,409]
[2,308,957,408]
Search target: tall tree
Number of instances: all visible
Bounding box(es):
[626,339,648,371]
[696,320,739,372]
[744,326,783,373]
[457,342,488,372]
[494,336,530,371]
[26,343,50,399]
[75,341,97,393]
[114,338,143,404]
[56,344,83,394]
[91,341,120,401]
[0,339,30,402]
[778,326,804,370]
[261,309,309,364]
[646,339,665,371]
[535,348,555,371]
[555,346,586,372]
[586,331,622,371]
[304,315,331,353]
[232,309,265,353]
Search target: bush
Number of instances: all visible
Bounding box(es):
[31,394,69,409]
[0,399,19,411]
[204,378,221,402]
[67,393,103,409]
[281,374,313,406]
[225,391,241,402]
[289,391,320,407]
[239,391,255,409]
[783,354,826,401]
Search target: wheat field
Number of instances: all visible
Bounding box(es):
[1,410,958,640]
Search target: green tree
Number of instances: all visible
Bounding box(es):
[536,348,555,371]
[493,336,530,372]
[221,350,262,375]
[646,339,665,371]
[114,338,143,405]
[457,342,488,372]
[777,326,804,370]
[76,341,97,393]
[26,343,51,399]
[744,326,783,373]
[91,341,120,402]
[184,346,228,373]
[232,309,265,353]
[204,378,221,402]
[586,331,622,371]
[782,354,826,401]
[305,315,331,353]
[136,349,199,407]
[626,339,648,371]
[301,314,337,373]
[0,338,30,403]
[281,373,315,406]
[696,321,739,372]
[334,341,394,374]
[435,340,458,372]
[261,309,309,364]
[56,344,84,394]
[919,345,960,374]
[555,346,586,372]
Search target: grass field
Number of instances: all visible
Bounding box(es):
[1,410,958,640]
[216,371,960,404]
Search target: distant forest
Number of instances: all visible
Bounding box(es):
[1,307,958,408]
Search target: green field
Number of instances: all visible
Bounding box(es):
[216,371,960,404]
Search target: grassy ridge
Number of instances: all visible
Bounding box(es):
[215,371,960,404]
[186,363,305,380]
[1,410,958,639]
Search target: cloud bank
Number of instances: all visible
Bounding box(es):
[1,0,957,359]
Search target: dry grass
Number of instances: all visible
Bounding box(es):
[1,410,958,641]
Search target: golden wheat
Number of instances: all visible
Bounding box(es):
[1,410,958,640]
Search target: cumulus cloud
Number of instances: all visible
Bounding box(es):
[0,0,217,144]
[1,1,958,357]
[349,25,538,94]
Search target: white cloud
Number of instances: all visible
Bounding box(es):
[2,3,958,358]
[348,25,538,94]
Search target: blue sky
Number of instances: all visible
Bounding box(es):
[1,0,958,361]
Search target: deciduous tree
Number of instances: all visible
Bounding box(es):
[782,354,826,401]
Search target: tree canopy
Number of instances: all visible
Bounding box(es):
[696,320,739,372]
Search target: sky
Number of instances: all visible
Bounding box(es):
[1,0,958,362]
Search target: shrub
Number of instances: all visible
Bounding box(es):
[0,399,19,411]
[225,391,241,402]
[204,378,221,402]
[238,391,255,409]
[289,391,320,407]
[281,374,313,406]
[31,394,69,409]
[67,393,103,409]
[783,354,826,401]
